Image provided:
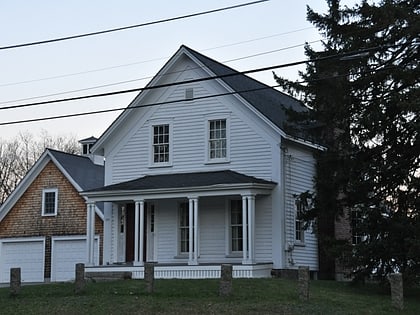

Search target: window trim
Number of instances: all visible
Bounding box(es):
[205,114,230,164]
[41,188,58,216]
[294,197,306,245]
[149,120,173,167]
[226,199,243,255]
[178,201,189,255]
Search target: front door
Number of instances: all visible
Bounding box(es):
[125,203,135,262]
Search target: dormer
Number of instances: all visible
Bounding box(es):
[79,136,104,165]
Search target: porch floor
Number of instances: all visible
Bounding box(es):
[85,262,273,279]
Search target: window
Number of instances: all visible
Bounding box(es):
[179,202,189,254]
[351,208,362,245]
[42,188,58,216]
[295,198,307,243]
[230,200,243,252]
[152,124,170,164]
[82,143,93,155]
[209,119,227,160]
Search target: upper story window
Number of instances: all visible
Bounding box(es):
[208,118,230,161]
[152,124,170,164]
[42,188,58,216]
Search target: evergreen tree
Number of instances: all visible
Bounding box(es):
[276,0,419,282]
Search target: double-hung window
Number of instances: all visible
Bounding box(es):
[152,124,170,165]
[230,200,243,252]
[179,202,189,254]
[209,119,226,160]
[295,198,306,243]
[42,188,58,216]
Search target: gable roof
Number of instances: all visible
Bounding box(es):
[0,148,104,222]
[92,45,317,153]
[182,45,308,132]
[48,149,104,191]
[85,170,275,193]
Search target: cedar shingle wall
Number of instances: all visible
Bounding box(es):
[0,160,103,278]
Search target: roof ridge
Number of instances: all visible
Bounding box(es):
[181,45,304,104]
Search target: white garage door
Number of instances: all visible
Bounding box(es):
[0,237,45,283]
[51,235,99,282]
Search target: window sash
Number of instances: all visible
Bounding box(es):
[179,202,189,253]
[42,189,57,215]
[153,124,170,163]
[295,199,305,242]
[209,119,227,159]
[230,200,243,252]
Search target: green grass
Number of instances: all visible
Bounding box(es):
[0,278,419,314]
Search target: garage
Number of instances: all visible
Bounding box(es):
[51,235,99,282]
[0,237,45,283]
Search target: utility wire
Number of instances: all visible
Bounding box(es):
[0,40,321,105]
[0,0,269,51]
[0,26,314,88]
[0,65,398,127]
[0,44,397,113]
[0,48,364,112]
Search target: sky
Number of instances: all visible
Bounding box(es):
[0,0,358,141]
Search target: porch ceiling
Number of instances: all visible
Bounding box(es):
[82,170,276,201]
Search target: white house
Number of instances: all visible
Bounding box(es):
[82,45,321,279]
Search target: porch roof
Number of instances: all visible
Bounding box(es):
[82,170,276,200]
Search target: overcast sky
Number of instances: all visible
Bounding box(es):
[0,0,358,141]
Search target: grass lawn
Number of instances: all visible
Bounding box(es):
[0,278,419,314]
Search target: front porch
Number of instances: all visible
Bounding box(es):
[85,263,273,280]
[82,170,277,279]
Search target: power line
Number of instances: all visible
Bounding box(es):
[0,0,269,51]
[0,64,398,127]
[0,40,321,105]
[0,51,342,112]
[0,45,395,112]
[0,26,314,88]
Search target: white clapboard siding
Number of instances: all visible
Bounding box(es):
[255,195,273,262]
[154,196,273,264]
[284,145,318,270]
[110,80,274,184]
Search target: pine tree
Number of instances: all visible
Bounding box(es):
[276,0,419,282]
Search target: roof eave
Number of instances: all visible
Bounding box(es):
[82,182,276,202]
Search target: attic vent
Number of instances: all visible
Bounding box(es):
[185,88,194,100]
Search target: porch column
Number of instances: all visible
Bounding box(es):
[134,200,145,266]
[188,197,199,265]
[86,201,96,266]
[241,194,256,264]
[242,196,248,264]
[247,195,256,264]
[193,198,199,263]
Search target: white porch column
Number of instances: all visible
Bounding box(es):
[188,197,199,265]
[242,196,248,264]
[247,195,256,264]
[137,200,145,266]
[134,201,140,265]
[86,201,96,266]
[241,194,256,264]
[193,198,199,263]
